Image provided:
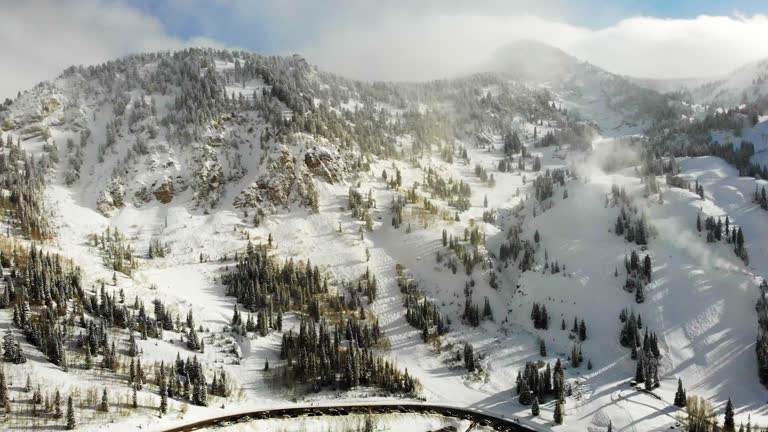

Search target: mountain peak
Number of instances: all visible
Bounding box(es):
[485,39,584,81]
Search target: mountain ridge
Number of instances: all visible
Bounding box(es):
[0,45,766,432]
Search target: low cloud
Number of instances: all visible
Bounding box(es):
[297,13,768,82]
[0,0,225,100]
[569,14,768,79]
[3,0,768,98]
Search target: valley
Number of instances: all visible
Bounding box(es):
[0,44,766,432]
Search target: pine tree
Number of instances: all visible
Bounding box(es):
[159,377,168,416]
[136,358,145,390]
[85,346,92,369]
[0,368,7,411]
[724,398,736,432]
[570,344,580,367]
[464,343,475,372]
[128,332,138,357]
[100,388,109,412]
[554,399,564,424]
[231,304,241,326]
[635,357,646,383]
[674,378,687,407]
[52,389,62,418]
[66,395,76,430]
[518,379,532,405]
[2,330,16,362]
[635,283,645,304]
[643,255,652,281]
[531,396,540,416]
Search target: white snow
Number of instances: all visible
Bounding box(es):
[3,53,768,432]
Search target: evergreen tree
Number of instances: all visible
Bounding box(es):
[85,346,93,369]
[531,396,540,416]
[1,330,16,362]
[99,388,109,412]
[14,341,26,364]
[518,379,532,405]
[674,378,687,407]
[643,255,652,281]
[554,399,564,424]
[160,377,168,416]
[635,283,645,304]
[464,343,475,372]
[635,357,646,383]
[54,389,63,418]
[66,395,76,430]
[0,368,7,412]
[724,398,736,432]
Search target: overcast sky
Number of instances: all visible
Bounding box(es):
[2,0,768,99]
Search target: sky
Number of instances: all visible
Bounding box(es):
[1,0,768,99]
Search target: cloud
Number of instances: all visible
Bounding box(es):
[297,14,586,82]
[0,0,225,99]
[294,11,768,81]
[568,15,768,79]
[3,0,768,97]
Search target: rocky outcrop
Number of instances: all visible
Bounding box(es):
[234,146,318,212]
[97,178,126,215]
[192,143,225,207]
[304,146,343,183]
[153,179,175,204]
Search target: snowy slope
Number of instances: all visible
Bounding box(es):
[711,117,768,168]
[689,59,768,107]
[0,47,767,432]
[484,40,684,136]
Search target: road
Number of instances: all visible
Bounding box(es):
[163,402,539,432]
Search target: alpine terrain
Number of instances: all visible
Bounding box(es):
[0,41,767,432]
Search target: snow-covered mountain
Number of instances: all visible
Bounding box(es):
[687,58,768,106]
[0,47,767,432]
[483,40,684,135]
[0,52,340,218]
[628,56,768,108]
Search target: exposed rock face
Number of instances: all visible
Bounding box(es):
[153,179,175,204]
[133,184,153,205]
[234,146,319,212]
[304,146,343,183]
[1,53,354,220]
[96,178,126,215]
[192,143,225,207]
